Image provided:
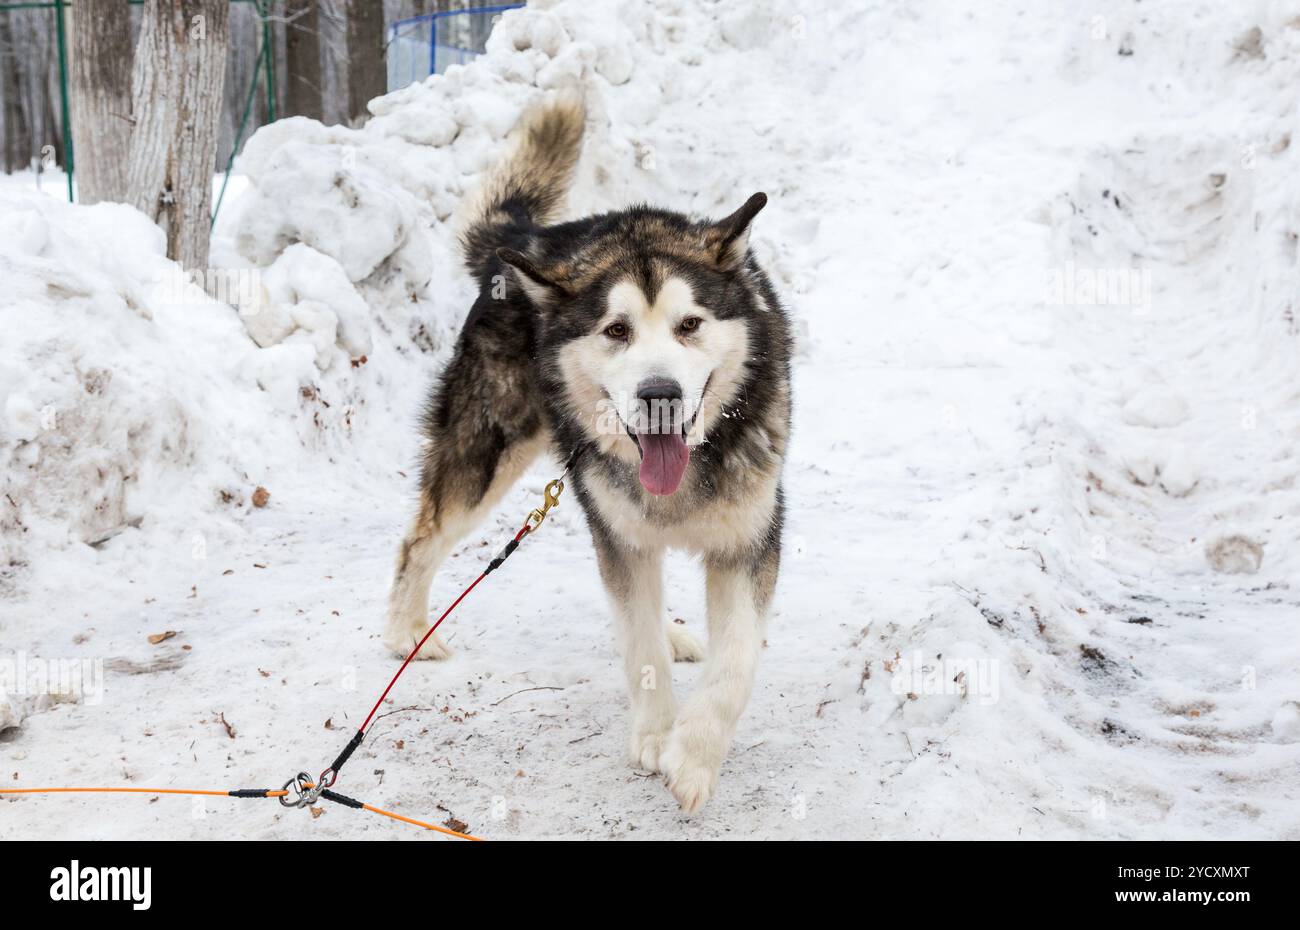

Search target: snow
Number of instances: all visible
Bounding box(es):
[248,243,375,369]
[3,0,1299,840]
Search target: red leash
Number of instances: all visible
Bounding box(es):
[300,476,568,805]
[360,520,532,732]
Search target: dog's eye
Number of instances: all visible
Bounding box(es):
[678,316,702,334]
[604,321,629,341]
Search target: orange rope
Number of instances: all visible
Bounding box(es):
[0,787,483,840]
[0,787,268,797]
[0,481,575,845]
[361,802,483,841]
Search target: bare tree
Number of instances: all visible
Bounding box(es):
[69,0,134,203]
[344,0,384,125]
[125,0,229,270]
[284,0,323,120]
[0,13,33,173]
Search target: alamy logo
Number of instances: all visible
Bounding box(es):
[0,652,104,705]
[888,650,1000,706]
[1044,262,1152,311]
[49,860,152,911]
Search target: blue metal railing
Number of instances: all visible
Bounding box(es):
[386,4,524,92]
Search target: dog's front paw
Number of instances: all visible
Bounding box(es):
[382,625,452,661]
[660,719,723,814]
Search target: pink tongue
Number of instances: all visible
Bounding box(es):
[638,432,690,496]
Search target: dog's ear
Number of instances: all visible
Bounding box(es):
[497,247,572,309]
[704,192,767,272]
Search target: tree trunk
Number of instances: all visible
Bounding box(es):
[284,0,322,120]
[126,0,228,270]
[344,0,385,125]
[69,0,135,203]
[0,14,33,173]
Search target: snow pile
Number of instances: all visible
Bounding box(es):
[0,193,268,577]
[0,185,405,595]
[245,243,373,371]
[221,117,434,298]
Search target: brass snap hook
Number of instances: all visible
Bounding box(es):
[526,478,565,531]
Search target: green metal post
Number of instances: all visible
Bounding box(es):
[212,37,266,228]
[52,0,74,201]
[260,0,275,122]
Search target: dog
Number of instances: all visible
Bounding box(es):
[382,95,791,813]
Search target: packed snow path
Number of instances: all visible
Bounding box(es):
[3,1,1298,839]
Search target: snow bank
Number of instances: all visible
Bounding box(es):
[0,182,410,592]
[0,193,281,581]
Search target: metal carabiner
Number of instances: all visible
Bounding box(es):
[278,771,323,808]
[525,478,565,531]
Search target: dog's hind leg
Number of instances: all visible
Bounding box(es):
[384,434,544,659]
[592,528,679,772]
[667,623,706,662]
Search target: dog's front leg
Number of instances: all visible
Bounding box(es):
[661,553,770,813]
[594,535,677,772]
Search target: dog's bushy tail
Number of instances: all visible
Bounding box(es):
[459,93,585,281]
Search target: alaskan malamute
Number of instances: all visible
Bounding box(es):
[383,96,791,813]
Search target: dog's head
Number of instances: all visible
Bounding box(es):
[499,193,768,496]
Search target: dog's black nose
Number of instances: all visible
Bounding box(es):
[636,377,682,404]
[635,377,683,435]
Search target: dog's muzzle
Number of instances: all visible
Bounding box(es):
[625,377,691,496]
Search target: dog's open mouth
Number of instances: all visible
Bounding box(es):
[624,405,697,497]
